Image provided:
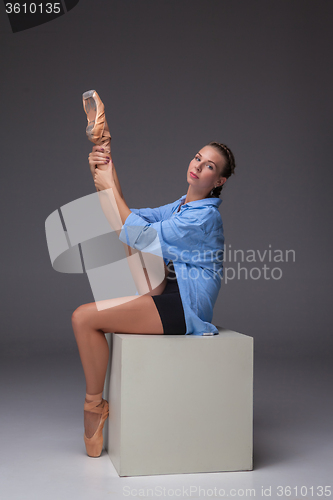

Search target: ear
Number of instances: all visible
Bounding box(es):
[216,177,227,187]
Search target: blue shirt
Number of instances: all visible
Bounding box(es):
[119,194,224,335]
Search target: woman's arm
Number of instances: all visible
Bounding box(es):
[88,146,124,198]
[93,161,131,224]
[130,201,177,223]
[89,146,178,223]
[94,163,168,295]
[93,161,131,231]
[118,206,210,266]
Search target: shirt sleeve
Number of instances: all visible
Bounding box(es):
[129,198,183,223]
[119,209,206,264]
[129,207,163,223]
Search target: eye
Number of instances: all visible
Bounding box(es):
[195,156,200,161]
[207,164,214,170]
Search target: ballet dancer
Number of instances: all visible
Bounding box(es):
[73,91,236,457]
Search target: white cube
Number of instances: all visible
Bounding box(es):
[103,327,253,476]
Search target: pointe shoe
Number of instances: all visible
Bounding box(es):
[84,398,109,458]
[82,90,111,168]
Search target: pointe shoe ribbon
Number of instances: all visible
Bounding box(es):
[82,90,111,157]
[84,398,109,458]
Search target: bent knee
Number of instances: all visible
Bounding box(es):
[71,304,92,329]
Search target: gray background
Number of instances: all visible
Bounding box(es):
[0,0,332,496]
[1,0,332,358]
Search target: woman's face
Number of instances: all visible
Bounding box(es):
[187,145,226,195]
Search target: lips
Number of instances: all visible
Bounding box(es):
[190,171,199,179]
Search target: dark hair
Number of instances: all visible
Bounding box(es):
[207,142,236,197]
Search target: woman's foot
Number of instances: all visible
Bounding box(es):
[83,393,109,457]
[84,399,104,438]
[82,90,111,170]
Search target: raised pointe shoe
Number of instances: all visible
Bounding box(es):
[82,90,111,169]
[84,398,109,458]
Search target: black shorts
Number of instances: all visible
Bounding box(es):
[151,263,187,335]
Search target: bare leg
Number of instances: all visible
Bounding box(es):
[71,294,164,437]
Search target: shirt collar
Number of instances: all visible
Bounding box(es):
[179,194,222,209]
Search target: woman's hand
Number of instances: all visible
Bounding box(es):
[89,145,125,198]
[94,161,114,191]
[88,145,111,176]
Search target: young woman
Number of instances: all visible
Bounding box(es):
[72,136,236,457]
